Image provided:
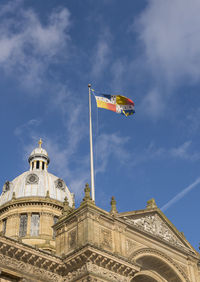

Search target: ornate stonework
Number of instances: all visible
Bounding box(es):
[131,248,190,282]
[64,262,130,282]
[126,239,137,256]
[69,229,77,249]
[100,228,112,250]
[55,179,65,191]
[26,173,39,185]
[123,214,186,249]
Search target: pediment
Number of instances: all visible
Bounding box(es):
[119,211,195,254]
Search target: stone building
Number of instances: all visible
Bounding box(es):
[0,141,199,281]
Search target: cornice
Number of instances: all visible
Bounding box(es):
[0,235,141,280]
[0,197,63,215]
[62,243,140,274]
[0,235,64,281]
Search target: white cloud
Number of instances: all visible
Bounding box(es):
[95,133,130,173]
[91,31,111,78]
[132,140,200,166]
[110,59,126,92]
[136,0,200,85]
[186,107,200,133]
[140,88,165,119]
[0,1,71,89]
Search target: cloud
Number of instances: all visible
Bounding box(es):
[186,107,200,133]
[132,0,200,120]
[91,30,111,78]
[14,115,132,200]
[139,88,165,119]
[136,0,200,85]
[95,133,130,173]
[0,0,71,89]
[132,140,200,166]
[161,177,200,211]
[169,141,191,159]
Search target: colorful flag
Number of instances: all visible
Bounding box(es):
[92,90,135,116]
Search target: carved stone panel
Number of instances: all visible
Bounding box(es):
[100,228,112,250]
[126,239,137,256]
[69,229,77,249]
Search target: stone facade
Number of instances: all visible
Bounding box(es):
[0,184,200,281]
[0,143,200,281]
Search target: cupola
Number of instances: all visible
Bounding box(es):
[28,139,50,171]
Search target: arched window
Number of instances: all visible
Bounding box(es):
[42,162,45,170]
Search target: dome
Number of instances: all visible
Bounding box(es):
[0,170,72,206]
[0,139,73,206]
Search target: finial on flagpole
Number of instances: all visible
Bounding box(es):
[88,83,91,88]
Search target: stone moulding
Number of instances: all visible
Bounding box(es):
[0,236,140,281]
[0,235,63,281]
[0,197,64,216]
[130,247,190,282]
[63,245,140,278]
[64,261,130,282]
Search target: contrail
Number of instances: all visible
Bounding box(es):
[161,177,200,212]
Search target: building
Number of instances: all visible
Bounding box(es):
[0,141,199,281]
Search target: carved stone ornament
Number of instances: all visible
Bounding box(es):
[3,181,11,193]
[0,253,61,282]
[69,229,77,249]
[55,178,65,191]
[101,228,112,250]
[126,239,137,256]
[131,248,190,282]
[123,214,185,248]
[64,262,129,282]
[26,173,39,185]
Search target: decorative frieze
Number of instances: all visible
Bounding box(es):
[0,253,61,282]
[64,262,130,282]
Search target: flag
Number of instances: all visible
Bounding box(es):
[92,90,135,116]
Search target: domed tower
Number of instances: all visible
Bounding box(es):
[0,139,73,252]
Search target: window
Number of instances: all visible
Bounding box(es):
[53,216,58,239]
[30,214,40,236]
[2,218,7,235]
[36,161,40,169]
[42,162,45,170]
[32,162,34,170]
[19,214,27,237]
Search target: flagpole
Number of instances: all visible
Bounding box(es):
[88,83,95,201]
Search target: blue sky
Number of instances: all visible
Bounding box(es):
[0,0,200,250]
